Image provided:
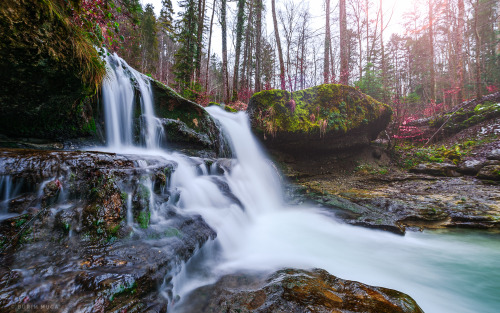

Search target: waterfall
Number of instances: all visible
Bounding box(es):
[102,53,164,150]
[167,107,500,313]
[96,58,499,313]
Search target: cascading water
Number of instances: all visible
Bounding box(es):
[98,58,500,313]
[166,108,500,313]
[102,53,164,150]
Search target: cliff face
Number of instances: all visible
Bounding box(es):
[0,0,105,139]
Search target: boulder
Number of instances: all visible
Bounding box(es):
[457,159,484,175]
[247,84,392,156]
[477,165,500,181]
[487,149,500,160]
[410,163,460,177]
[176,268,423,313]
[150,79,227,157]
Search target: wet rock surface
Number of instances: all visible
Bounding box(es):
[0,149,216,312]
[295,173,500,235]
[176,268,423,313]
[410,162,459,177]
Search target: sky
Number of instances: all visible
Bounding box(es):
[140,0,418,58]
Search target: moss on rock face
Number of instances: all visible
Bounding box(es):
[247,84,392,154]
[0,0,105,139]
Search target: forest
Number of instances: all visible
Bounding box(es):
[82,0,500,116]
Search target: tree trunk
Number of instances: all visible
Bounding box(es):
[221,0,230,103]
[232,0,246,101]
[241,0,254,91]
[474,0,482,98]
[272,0,286,90]
[195,0,206,82]
[428,0,436,101]
[255,0,263,92]
[323,0,331,84]
[339,0,349,84]
[205,0,216,91]
[380,0,387,102]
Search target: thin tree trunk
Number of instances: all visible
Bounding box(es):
[380,0,387,102]
[241,0,254,91]
[271,0,286,90]
[255,0,263,92]
[205,0,216,91]
[195,0,206,82]
[221,0,230,102]
[429,0,436,101]
[339,0,349,84]
[232,0,246,101]
[323,0,331,84]
[474,0,482,98]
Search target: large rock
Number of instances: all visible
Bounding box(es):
[150,80,227,156]
[247,84,392,156]
[477,165,500,181]
[410,162,460,177]
[175,268,423,313]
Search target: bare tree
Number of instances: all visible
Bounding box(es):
[428,0,436,101]
[255,0,263,92]
[221,0,230,102]
[323,0,331,84]
[272,0,286,90]
[339,0,349,84]
[232,0,246,101]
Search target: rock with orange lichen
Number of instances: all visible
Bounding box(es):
[175,268,423,313]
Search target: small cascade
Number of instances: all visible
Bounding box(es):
[0,175,25,220]
[102,53,164,150]
[126,193,133,227]
[0,175,13,211]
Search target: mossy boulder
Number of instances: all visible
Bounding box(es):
[0,0,105,140]
[248,84,392,155]
[150,79,225,156]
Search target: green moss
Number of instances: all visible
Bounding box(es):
[109,281,137,302]
[224,106,237,113]
[137,211,150,229]
[164,227,181,238]
[0,0,105,139]
[433,101,500,134]
[120,191,128,202]
[249,84,392,137]
[137,183,151,201]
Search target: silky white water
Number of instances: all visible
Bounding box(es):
[102,53,164,150]
[168,108,500,313]
[98,58,500,313]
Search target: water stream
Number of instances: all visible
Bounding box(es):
[98,54,500,313]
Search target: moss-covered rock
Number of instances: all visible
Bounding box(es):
[0,0,105,140]
[247,84,392,155]
[430,101,500,135]
[150,79,225,156]
[477,165,500,181]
